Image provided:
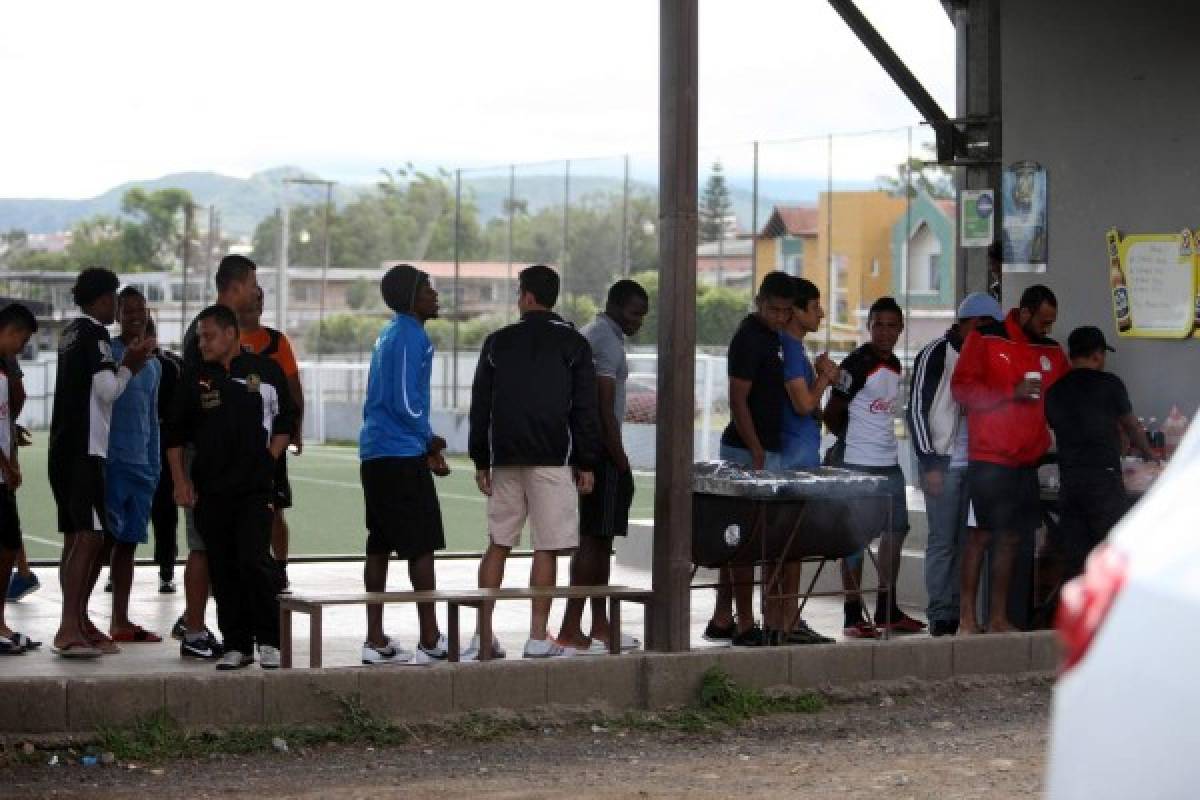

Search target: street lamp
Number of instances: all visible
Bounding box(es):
[281,177,335,361]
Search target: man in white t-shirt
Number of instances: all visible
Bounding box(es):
[0,304,38,654]
[823,297,925,638]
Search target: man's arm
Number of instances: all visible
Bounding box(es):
[729,377,767,468]
[907,341,951,474]
[468,335,496,472]
[568,339,600,495]
[286,375,304,451]
[951,332,1015,410]
[268,362,298,461]
[596,376,629,471]
[1119,413,1157,462]
[822,392,849,439]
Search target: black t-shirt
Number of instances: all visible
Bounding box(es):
[721,314,785,453]
[49,316,118,461]
[1045,368,1132,472]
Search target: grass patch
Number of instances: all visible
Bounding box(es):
[80,668,821,764]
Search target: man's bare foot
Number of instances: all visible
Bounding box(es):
[987,619,1017,634]
[958,620,984,635]
[555,632,591,649]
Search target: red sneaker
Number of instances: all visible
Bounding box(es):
[877,612,928,634]
[842,621,880,639]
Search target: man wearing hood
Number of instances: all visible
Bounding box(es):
[907,292,1003,637]
[358,264,450,665]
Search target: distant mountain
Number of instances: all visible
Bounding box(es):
[0,168,873,239]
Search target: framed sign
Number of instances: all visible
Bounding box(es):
[1107,227,1199,339]
[961,189,995,248]
[1002,161,1048,273]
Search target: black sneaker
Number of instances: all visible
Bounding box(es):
[159,578,177,594]
[181,630,224,660]
[702,620,737,643]
[731,625,767,647]
[930,619,959,637]
[786,618,835,645]
[171,615,188,640]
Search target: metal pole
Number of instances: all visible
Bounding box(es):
[622,154,631,277]
[452,169,461,409]
[318,181,333,363]
[205,205,216,304]
[825,134,834,351]
[751,141,759,293]
[280,199,290,334]
[649,0,697,653]
[181,203,193,325]
[562,159,570,306]
[507,164,515,324]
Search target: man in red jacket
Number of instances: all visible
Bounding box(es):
[951,284,1068,634]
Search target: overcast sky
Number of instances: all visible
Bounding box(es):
[2,0,954,198]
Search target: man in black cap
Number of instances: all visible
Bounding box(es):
[1045,325,1155,581]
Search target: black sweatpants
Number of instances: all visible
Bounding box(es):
[195,493,280,654]
[1058,469,1130,583]
[151,463,178,582]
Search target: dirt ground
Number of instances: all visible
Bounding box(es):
[3,673,1052,799]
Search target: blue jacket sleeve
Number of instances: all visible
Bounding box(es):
[389,326,432,448]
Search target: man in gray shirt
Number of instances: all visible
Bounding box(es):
[556,280,649,653]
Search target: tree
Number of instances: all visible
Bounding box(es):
[700,161,734,243]
[306,312,388,356]
[696,285,752,346]
[345,277,379,310]
[877,142,955,200]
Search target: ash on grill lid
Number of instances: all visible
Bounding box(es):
[691,460,889,498]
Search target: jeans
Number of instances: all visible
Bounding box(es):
[923,466,968,624]
[719,443,784,470]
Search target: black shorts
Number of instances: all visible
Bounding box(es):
[273,453,293,510]
[967,461,1041,536]
[361,456,445,559]
[49,455,109,535]
[0,486,21,551]
[580,458,635,538]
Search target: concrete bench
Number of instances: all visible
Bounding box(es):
[278,585,654,668]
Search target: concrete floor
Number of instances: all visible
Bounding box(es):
[0,557,919,677]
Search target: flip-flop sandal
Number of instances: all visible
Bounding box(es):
[51,641,102,659]
[10,632,41,650]
[0,636,25,655]
[111,626,162,643]
[86,634,121,655]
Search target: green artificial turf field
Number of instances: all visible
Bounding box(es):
[17,440,655,561]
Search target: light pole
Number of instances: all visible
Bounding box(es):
[282,177,335,360]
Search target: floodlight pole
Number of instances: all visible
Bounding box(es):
[648,0,697,652]
[283,177,336,355]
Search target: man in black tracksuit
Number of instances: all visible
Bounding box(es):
[166,304,297,671]
[467,264,600,659]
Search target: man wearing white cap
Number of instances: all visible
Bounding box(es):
[906,292,1003,637]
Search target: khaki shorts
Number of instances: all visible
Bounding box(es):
[488,466,579,551]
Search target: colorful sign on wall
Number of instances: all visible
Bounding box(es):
[1107,227,1200,339]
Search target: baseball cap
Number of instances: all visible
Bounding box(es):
[1067,326,1116,358]
[956,292,1004,322]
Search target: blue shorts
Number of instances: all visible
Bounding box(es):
[719,443,784,470]
[106,462,157,545]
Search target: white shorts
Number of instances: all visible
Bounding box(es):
[487,466,579,552]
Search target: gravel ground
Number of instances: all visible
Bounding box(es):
[2,673,1053,799]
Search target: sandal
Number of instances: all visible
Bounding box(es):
[9,632,41,650]
[0,635,25,655]
[87,632,121,655]
[110,626,162,643]
[51,641,102,659]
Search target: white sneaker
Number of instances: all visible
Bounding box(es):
[258,644,281,669]
[461,634,507,661]
[216,650,254,670]
[361,637,413,665]
[585,632,641,654]
[523,637,575,659]
[412,635,449,665]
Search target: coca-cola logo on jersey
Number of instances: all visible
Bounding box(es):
[869,398,894,414]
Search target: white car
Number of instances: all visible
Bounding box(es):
[1046,420,1200,799]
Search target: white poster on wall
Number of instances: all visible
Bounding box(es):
[960,189,995,248]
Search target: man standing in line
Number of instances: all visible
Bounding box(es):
[770,276,837,645]
[704,271,795,648]
[4,342,39,603]
[49,267,153,658]
[359,265,451,665]
[239,287,305,593]
[555,279,648,654]
[906,292,1003,637]
[167,304,296,670]
[105,287,163,643]
[0,304,39,653]
[150,319,183,594]
[824,297,924,638]
[172,254,260,659]
[1045,326,1155,583]
[468,265,599,660]
[952,284,1069,633]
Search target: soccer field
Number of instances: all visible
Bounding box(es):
[17,440,656,561]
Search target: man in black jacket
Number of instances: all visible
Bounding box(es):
[166,304,297,671]
[468,265,600,660]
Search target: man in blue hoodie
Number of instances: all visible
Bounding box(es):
[105,286,163,643]
[359,264,450,665]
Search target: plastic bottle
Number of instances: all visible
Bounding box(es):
[1162,406,1189,458]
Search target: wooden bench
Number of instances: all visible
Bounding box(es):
[278,586,654,668]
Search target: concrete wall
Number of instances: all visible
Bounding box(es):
[1000,0,1200,421]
